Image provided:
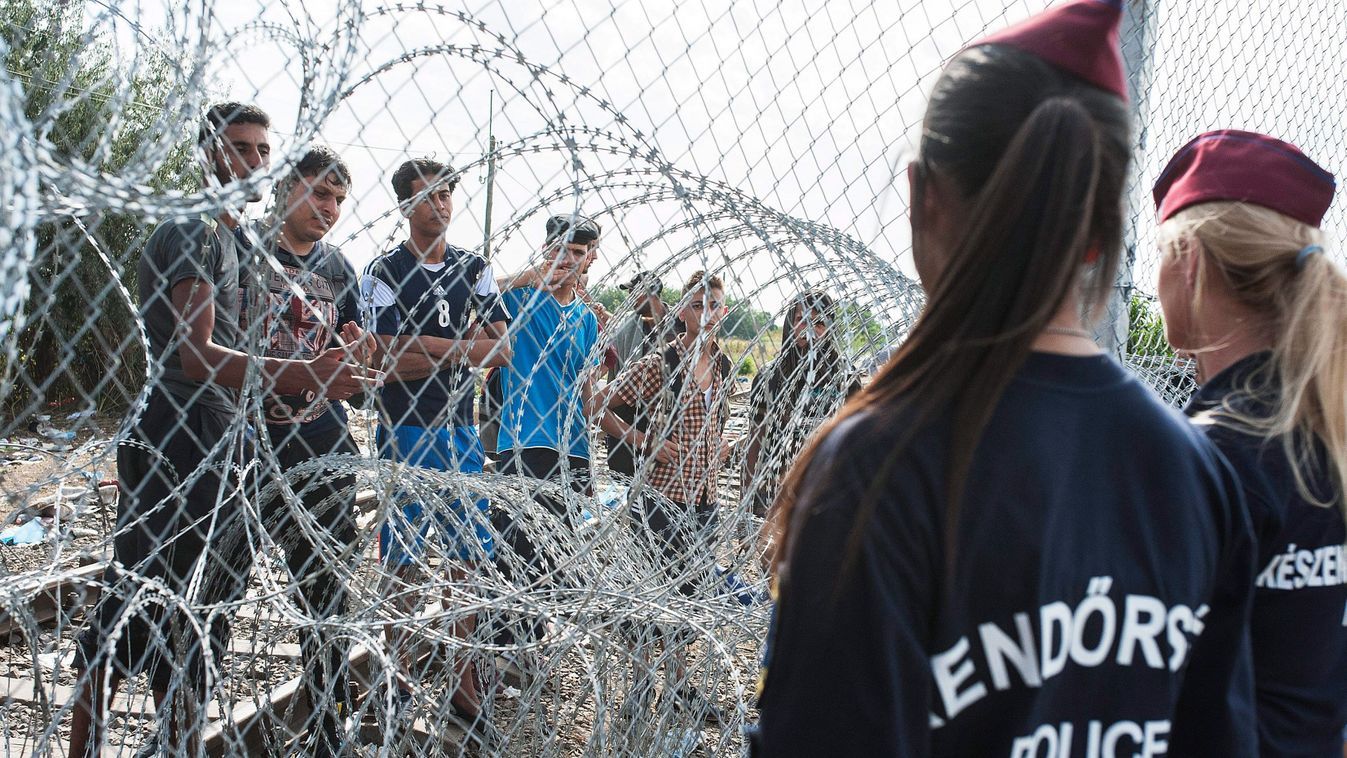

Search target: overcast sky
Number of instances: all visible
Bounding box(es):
[88,0,1347,326]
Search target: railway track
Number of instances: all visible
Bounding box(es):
[0,490,481,756]
[0,421,769,756]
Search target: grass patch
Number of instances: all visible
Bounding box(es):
[722,331,781,378]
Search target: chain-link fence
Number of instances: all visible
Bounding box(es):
[1,0,1343,755]
[1120,0,1347,404]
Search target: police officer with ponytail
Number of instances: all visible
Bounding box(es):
[752,2,1257,755]
[1154,131,1347,757]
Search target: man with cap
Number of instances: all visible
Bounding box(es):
[361,157,511,733]
[490,214,614,625]
[601,271,676,477]
[607,271,673,378]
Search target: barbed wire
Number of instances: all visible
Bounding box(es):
[1,0,1345,755]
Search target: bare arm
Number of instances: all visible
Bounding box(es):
[596,380,630,439]
[741,424,764,493]
[408,324,511,368]
[741,376,769,492]
[495,266,544,292]
[370,335,438,382]
[583,374,608,431]
[373,319,512,382]
[576,285,613,327]
[174,278,374,400]
[477,318,508,340]
[592,366,680,464]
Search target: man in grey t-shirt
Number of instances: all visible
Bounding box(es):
[607,271,672,377]
[138,218,243,411]
[68,104,377,758]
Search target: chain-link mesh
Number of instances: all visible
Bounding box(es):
[1120,0,1347,405]
[1,0,1343,755]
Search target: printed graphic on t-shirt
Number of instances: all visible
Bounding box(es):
[361,245,507,429]
[242,263,341,424]
[930,575,1209,757]
[1254,541,1347,592]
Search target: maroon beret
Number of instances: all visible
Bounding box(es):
[971,0,1127,101]
[1153,130,1337,227]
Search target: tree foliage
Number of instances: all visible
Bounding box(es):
[3,0,198,418]
[589,283,774,341]
[1126,293,1173,359]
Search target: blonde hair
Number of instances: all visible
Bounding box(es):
[1158,201,1347,522]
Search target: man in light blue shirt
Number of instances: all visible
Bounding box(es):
[492,214,606,601]
[496,214,604,481]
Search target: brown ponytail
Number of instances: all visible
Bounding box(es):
[770,45,1131,577]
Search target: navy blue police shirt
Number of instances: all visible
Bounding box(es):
[1185,351,1347,757]
[752,352,1258,757]
[362,243,509,430]
[235,230,361,437]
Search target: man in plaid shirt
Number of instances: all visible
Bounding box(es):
[600,269,733,722]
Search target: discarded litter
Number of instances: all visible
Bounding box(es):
[0,520,47,545]
[36,651,75,672]
[28,414,78,443]
[715,566,767,606]
[597,484,627,509]
[0,438,50,465]
[653,727,702,758]
[582,484,629,525]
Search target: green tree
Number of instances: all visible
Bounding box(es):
[833,299,885,353]
[721,295,773,340]
[591,283,774,337]
[3,0,198,419]
[1126,293,1174,358]
[590,284,626,313]
[589,284,680,315]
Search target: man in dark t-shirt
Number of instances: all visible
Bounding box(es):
[607,271,673,377]
[491,215,605,579]
[67,105,377,758]
[235,145,365,756]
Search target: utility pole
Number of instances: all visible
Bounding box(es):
[1103,0,1153,358]
[482,90,498,262]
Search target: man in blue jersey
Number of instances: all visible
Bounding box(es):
[491,214,607,604]
[361,158,510,730]
[235,144,365,756]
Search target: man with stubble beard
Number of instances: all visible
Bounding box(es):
[67,105,376,758]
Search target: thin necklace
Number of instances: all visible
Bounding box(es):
[1042,326,1094,339]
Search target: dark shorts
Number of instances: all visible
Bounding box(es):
[630,494,718,597]
[75,392,242,693]
[498,447,592,503]
[480,370,504,459]
[255,422,360,720]
[491,448,590,581]
[258,422,359,594]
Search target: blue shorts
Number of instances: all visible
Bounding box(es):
[376,425,493,566]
